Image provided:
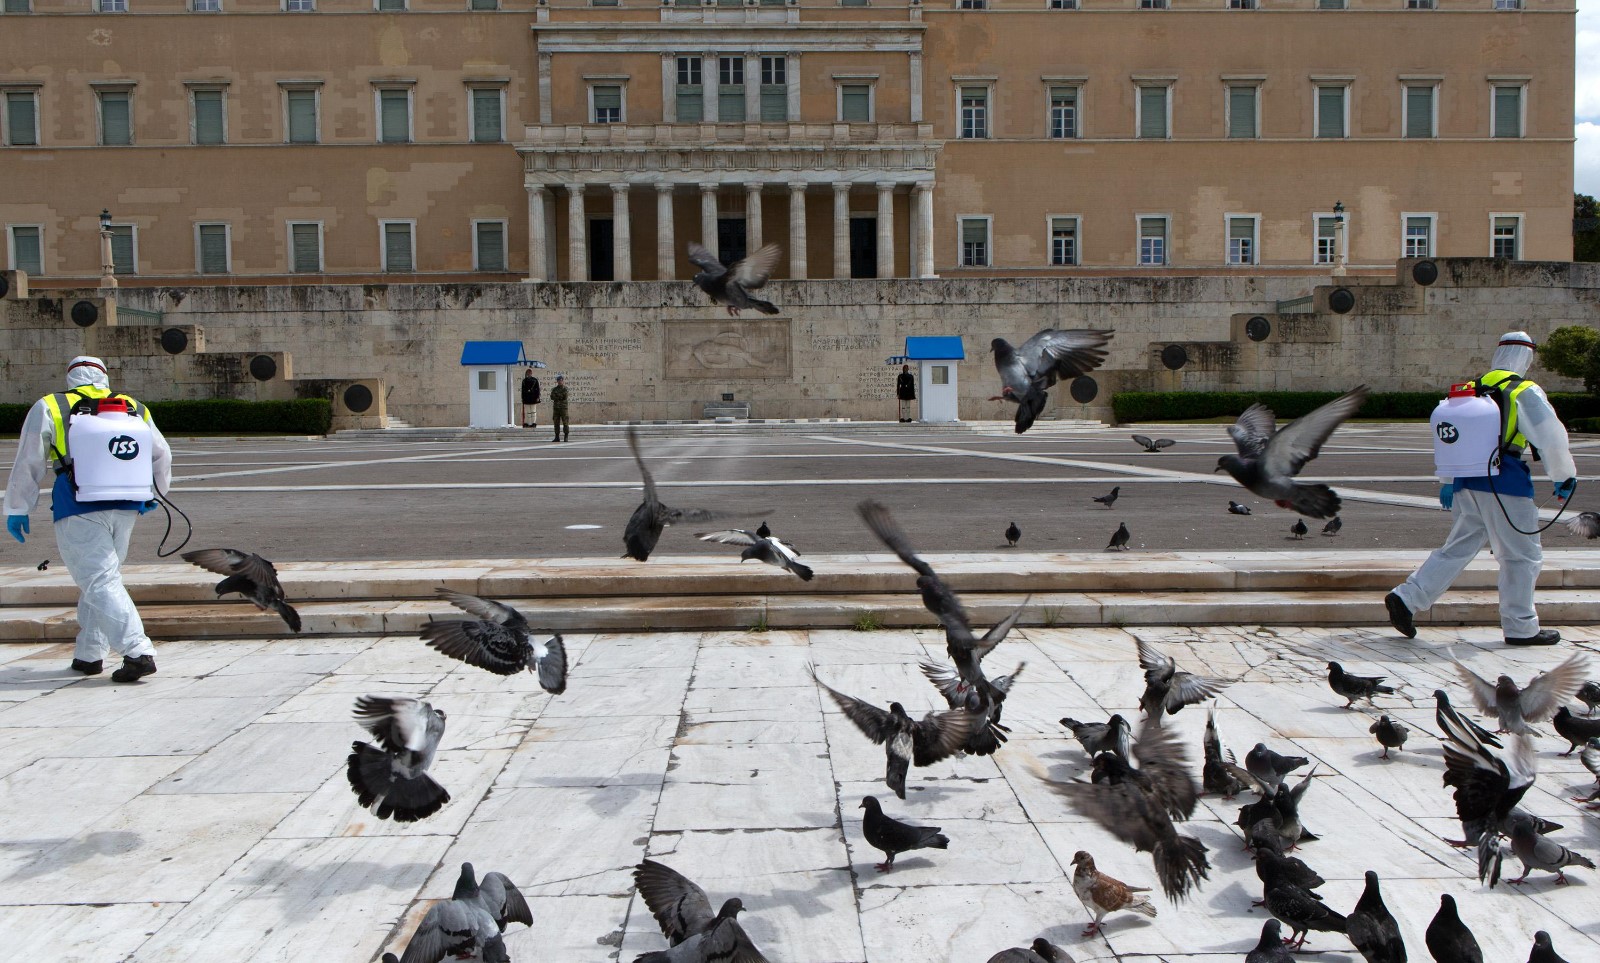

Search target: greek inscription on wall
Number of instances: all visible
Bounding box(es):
[663,319,792,380]
[858,366,894,401]
[572,337,644,359]
[811,334,880,351]
[560,372,602,406]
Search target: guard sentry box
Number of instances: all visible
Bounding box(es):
[1432,383,1501,481]
[66,399,155,501]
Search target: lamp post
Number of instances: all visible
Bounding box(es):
[98,209,118,288]
[1331,200,1347,278]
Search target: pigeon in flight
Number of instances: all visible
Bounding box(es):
[1450,650,1589,734]
[1005,521,1021,547]
[1093,486,1120,509]
[1529,931,1572,963]
[1435,689,1501,748]
[1425,895,1483,963]
[1552,706,1600,755]
[1132,435,1176,453]
[1327,662,1394,708]
[860,795,949,872]
[394,863,510,963]
[922,659,1021,756]
[1507,818,1595,885]
[1070,850,1156,936]
[1107,523,1130,551]
[814,674,972,799]
[421,589,567,694]
[632,859,770,963]
[347,695,449,823]
[696,529,812,581]
[1215,386,1370,518]
[1562,512,1600,538]
[1290,519,1308,540]
[1061,714,1131,760]
[1321,516,1342,536]
[1369,715,1409,759]
[1246,921,1296,963]
[1227,501,1253,516]
[1440,715,1541,884]
[1137,639,1236,718]
[990,328,1114,433]
[986,939,1072,963]
[1202,710,1249,798]
[1347,871,1406,963]
[687,241,781,316]
[182,548,301,632]
[623,427,745,562]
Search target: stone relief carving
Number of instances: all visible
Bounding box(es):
[663,319,792,380]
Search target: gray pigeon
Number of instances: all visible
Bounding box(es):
[1132,435,1175,452]
[1438,714,1541,884]
[1347,870,1406,963]
[1093,486,1120,508]
[1575,737,1600,805]
[1227,501,1253,515]
[987,938,1073,963]
[1561,511,1599,538]
[1552,706,1600,755]
[623,427,747,562]
[632,859,769,963]
[1107,522,1130,551]
[1290,519,1308,540]
[922,658,1022,756]
[1202,710,1249,798]
[1264,879,1346,951]
[1061,714,1131,759]
[860,795,949,872]
[696,529,812,581]
[182,548,301,632]
[1328,662,1394,708]
[1370,716,1409,759]
[1451,650,1589,734]
[471,866,533,933]
[347,695,449,823]
[1508,819,1595,885]
[1577,680,1600,715]
[687,241,780,316]
[1245,743,1309,794]
[1246,920,1296,963]
[1271,768,1319,849]
[1005,521,1021,547]
[397,863,509,963]
[421,589,567,693]
[1138,639,1236,717]
[814,674,972,799]
[990,328,1114,434]
[1528,931,1571,963]
[1425,894,1482,963]
[1215,386,1370,518]
[1322,516,1342,536]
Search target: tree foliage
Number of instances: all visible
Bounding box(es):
[1537,325,1600,396]
[1577,193,1600,262]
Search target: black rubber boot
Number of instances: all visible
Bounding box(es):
[1385,592,1416,639]
[111,654,157,683]
[1505,629,1560,646]
[70,659,103,675]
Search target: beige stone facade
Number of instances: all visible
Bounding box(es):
[0,0,1575,286]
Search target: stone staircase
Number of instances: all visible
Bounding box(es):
[2,551,1595,642]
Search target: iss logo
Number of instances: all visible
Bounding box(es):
[108,435,140,460]
[1435,422,1459,444]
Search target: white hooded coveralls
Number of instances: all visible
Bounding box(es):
[4,357,172,662]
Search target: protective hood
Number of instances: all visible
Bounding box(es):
[65,356,110,391]
[1489,332,1535,378]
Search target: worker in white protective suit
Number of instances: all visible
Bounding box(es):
[1386,332,1578,646]
[4,356,172,681]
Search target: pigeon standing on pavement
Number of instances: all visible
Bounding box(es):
[1093,487,1120,508]
[986,939,1073,963]
[1450,651,1590,734]
[1070,850,1156,936]
[1290,518,1308,540]
[420,589,567,694]
[1328,662,1395,708]
[1271,768,1319,849]
[814,676,971,799]
[1005,521,1021,547]
[631,859,770,962]
[1552,706,1600,755]
[1246,921,1296,963]
[1107,523,1130,551]
[1138,640,1236,718]
[696,529,813,581]
[35,559,47,571]
[395,863,509,963]
[347,695,449,823]
[1425,895,1483,963]
[1215,386,1371,518]
[1561,512,1600,539]
[1577,680,1600,715]
[1322,516,1343,536]
[1264,876,1346,951]
[181,547,301,632]
[1061,714,1131,760]
[623,426,744,562]
[860,795,949,872]
[1246,742,1309,794]
[990,328,1114,434]
[755,520,771,539]
[1577,737,1600,805]
[1228,501,1253,516]
[1528,931,1571,963]
[1253,841,1325,906]
[1370,716,1410,759]
[1347,871,1407,963]
[1131,435,1175,452]
[1508,818,1595,885]
[1202,710,1249,798]
[687,241,781,316]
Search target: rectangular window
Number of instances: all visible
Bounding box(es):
[8,226,42,275]
[1049,0,1077,8]
[192,88,225,144]
[959,86,988,139]
[1050,216,1078,266]
[98,0,127,10]
[592,84,622,124]
[474,220,506,271]
[1229,0,1254,7]
[471,87,503,141]
[197,223,229,275]
[4,91,38,146]
[477,370,496,391]
[382,221,414,272]
[591,0,617,5]
[285,0,314,10]
[4,0,33,11]
[931,365,949,385]
[286,88,318,144]
[958,0,987,8]
[376,0,405,9]
[1316,85,1346,138]
[99,90,132,145]
[676,57,704,123]
[1317,0,1345,8]
[840,0,869,5]
[289,222,322,273]
[1492,216,1520,259]
[1493,85,1523,138]
[1227,216,1257,265]
[378,88,411,142]
[1138,0,1167,7]
[1049,86,1077,139]
[109,224,134,275]
[1227,85,1257,138]
[470,0,498,8]
[1139,216,1167,265]
[1404,84,1435,138]
[1315,215,1338,264]
[1494,0,1520,8]
[193,0,219,9]
[840,84,871,122]
[1403,214,1433,257]
[1138,85,1168,139]
[1406,0,1433,7]
[718,56,744,123]
[759,56,787,122]
[960,217,989,267]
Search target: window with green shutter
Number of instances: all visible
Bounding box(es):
[471,88,502,141]
[290,223,321,273]
[1139,216,1166,265]
[6,92,37,146]
[1316,85,1345,138]
[1227,216,1256,265]
[718,57,745,122]
[840,85,870,122]
[9,226,42,275]
[470,0,497,7]
[1138,86,1167,139]
[1404,85,1433,138]
[379,89,410,142]
[475,221,506,272]
[1049,86,1077,138]
[99,91,132,145]
[676,57,703,123]
[592,85,622,124]
[193,89,225,144]
[383,222,413,272]
[960,217,988,267]
[759,57,786,122]
[109,225,134,275]
[376,0,405,10]
[198,224,228,274]
[3,0,33,12]
[1493,85,1521,138]
[1227,85,1256,138]
[286,89,317,144]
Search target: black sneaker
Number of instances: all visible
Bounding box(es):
[1506,629,1561,647]
[70,659,103,675]
[110,654,157,683]
[1385,592,1416,639]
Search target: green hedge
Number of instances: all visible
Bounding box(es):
[1114,391,1600,424]
[0,398,331,435]
[1572,417,1600,434]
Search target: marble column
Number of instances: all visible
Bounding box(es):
[788,182,808,279]
[656,184,676,281]
[611,184,632,281]
[876,182,895,279]
[699,183,718,250]
[566,185,587,281]
[915,183,934,278]
[745,183,763,250]
[832,182,850,279]
[523,185,548,282]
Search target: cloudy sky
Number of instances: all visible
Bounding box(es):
[1580,0,1598,196]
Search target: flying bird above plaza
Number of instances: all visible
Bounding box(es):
[420,589,567,694]
[181,547,301,632]
[687,241,781,316]
[990,328,1114,433]
[1214,385,1370,518]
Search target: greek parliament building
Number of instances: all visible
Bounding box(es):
[0,0,1574,288]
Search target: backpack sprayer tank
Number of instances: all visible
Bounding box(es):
[66,398,155,502]
[1431,383,1502,481]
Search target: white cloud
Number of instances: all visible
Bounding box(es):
[1579,122,1600,198]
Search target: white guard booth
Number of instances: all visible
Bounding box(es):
[460,341,544,428]
[905,336,964,423]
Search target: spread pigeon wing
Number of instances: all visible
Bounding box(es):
[401,900,482,963]
[436,589,529,630]
[1016,328,1113,387]
[353,695,433,755]
[1227,405,1278,460]
[1564,513,1600,538]
[1259,385,1370,480]
[627,427,660,510]
[1131,715,1200,821]
[814,679,899,745]
[685,242,727,277]
[1516,654,1591,722]
[730,243,781,290]
[183,547,282,588]
[1132,434,1155,449]
[971,598,1029,659]
[633,860,716,944]
[919,660,966,707]
[857,499,938,579]
[700,916,772,963]
[911,708,976,765]
[421,621,525,676]
[697,530,761,548]
[1165,672,1235,712]
[1449,655,1505,718]
[478,872,534,930]
[1153,438,1176,449]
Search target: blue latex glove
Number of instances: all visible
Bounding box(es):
[1439,484,1454,511]
[6,515,28,544]
[141,500,159,513]
[1554,478,1577,501]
